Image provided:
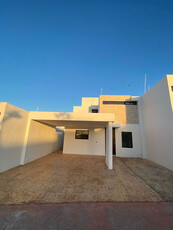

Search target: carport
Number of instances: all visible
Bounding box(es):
[22,112,116,169]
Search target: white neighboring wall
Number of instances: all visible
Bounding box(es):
[0,103,64,172]
[0,103,7,132]
[115,124,142,158]
[24,120,63,164]
[63,128,105,155]
[0,103,29,173]
[142,75,173,171]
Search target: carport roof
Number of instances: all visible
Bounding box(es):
[29,112,115,128]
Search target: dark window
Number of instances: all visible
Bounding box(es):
[122,132,133,148]
[124,101,137,105]
[103,101,124,105]
[92,109,98,113]
[103,101,137,105]
[75,130,89,139]
[171,86,173,91]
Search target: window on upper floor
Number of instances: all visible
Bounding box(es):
[171,86,173,91]
[103,101,137,105]
[122,132,133,148]
[124,101,137,105]
[75,130,89,139]
[91,109,98,113]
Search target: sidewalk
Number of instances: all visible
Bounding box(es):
[0,202,173,230]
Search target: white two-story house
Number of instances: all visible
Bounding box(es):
[0,75,173,173]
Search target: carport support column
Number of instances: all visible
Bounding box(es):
[106,122,113,170]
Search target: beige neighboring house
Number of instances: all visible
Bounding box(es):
[0,75,173,173]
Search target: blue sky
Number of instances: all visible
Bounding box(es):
[0,0,173,112]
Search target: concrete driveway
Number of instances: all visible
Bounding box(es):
[0,152,172,204]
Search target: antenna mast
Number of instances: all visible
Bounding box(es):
[144,73,147,93]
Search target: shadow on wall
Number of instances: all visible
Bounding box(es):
[0,111,64,173]
[2,110,22,123]
[25,120,64,161]
[54,113,71,120]
[0,141,63,173]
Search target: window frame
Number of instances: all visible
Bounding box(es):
[103,101,137,105]
[75,130,89,140]
[121,132,133,148]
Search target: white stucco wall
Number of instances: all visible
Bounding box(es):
[142,75,173,171]
[63,128,105,155]
[136,97,147,159]
[24,120,63,164]
[0,103,29,173]
[73,97,99,113]
[0,103,7,132]
[115,124,142,158]
[167,75,173,111]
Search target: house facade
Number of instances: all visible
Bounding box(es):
[64,95,142,160]
[0,75,173,173]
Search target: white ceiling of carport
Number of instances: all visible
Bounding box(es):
[34,120,108,129]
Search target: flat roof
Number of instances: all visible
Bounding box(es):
[30,112,115,128]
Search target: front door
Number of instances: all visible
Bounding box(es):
[112,128,116,155]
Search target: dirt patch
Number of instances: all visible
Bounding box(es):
[120,158,173,201]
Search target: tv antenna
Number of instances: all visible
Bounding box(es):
[144,73,147,93]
